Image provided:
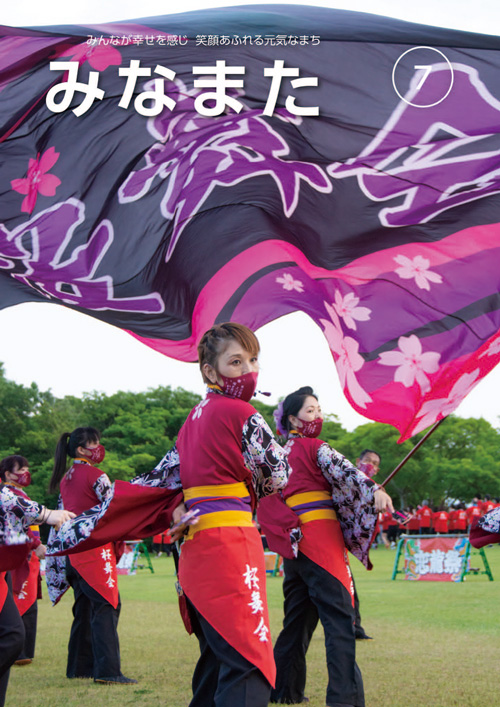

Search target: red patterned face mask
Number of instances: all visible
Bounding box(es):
[218,371,258,402]
[13,470,32,487]
[297,417,323,438]
[83,444,106,464]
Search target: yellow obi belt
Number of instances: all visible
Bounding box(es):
[285,490,337,523]
[183,482,253,538]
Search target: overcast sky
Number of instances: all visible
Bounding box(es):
[1,1,500,435]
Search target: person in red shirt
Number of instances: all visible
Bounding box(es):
[454,504,468,534]
[433,508,449,534]
[417,502,433,534]
[467,498,483,529]
[482,495,495,514]
[406,508,420,535]
[48,428,137,686]
[448,506,457,533]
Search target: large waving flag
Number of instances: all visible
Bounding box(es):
[1,6,500,440]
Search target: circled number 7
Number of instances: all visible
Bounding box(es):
[414,65,432,90]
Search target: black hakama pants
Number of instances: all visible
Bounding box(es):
[271,553,365,707]
[188,599,271,707]
[65,559,122,679]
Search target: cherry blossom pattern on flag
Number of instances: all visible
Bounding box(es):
[319,300,372,409]
[118,78,331,261]
[242,563,269,643]
[413,369,481,434]
[57,42,122,70]
[378,334,441,394]
[394,254,443,291]
[10,147,61,214]
[332,290,371,330]
[275,272,304,293]
[479,335,500,358]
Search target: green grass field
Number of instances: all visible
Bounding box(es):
[6,544,500,707]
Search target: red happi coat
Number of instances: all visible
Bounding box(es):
[6,486,42,616]
[176,393,275,687]
[282,436,354,604]
[61,462,119,608]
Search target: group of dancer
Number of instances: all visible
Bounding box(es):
[1,321,396,707]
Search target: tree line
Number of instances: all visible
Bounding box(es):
[1,363,499,510]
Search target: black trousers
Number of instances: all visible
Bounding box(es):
[66,560,122,679]
[271,553,365,707]
[0,575,25,707]
[188,599,271,707]
[352,578,366,638]
[17,600,37,660]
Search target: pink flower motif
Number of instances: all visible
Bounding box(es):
[275,272,304,293]
[320,302,372,408]
[332,290,371,331]
[414,369,481,432]
[11,147,61,214]
[378,334,440,393]
[479,335,500,358]
[394,254,443,291]
[59,42,122,71]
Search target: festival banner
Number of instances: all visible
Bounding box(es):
[403,535,468,582]
[1,7,500,439]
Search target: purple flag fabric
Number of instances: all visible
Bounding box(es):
[1,6,500,440]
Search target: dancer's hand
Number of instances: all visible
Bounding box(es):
[34,543,46,559]
[168,502,188,542]
[374,488,394,513]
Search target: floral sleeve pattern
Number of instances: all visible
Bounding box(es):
[317,443,377,567]
[132,444,182,489]
[0,485,42,536]
[242,413,290,499]
[478,506,500,534]
[93,473,113,502]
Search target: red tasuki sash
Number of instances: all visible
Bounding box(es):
[14,552,40,616]
[179,525,275,687]
[69,543,119,608]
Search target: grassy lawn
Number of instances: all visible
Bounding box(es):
[6,544,500,706]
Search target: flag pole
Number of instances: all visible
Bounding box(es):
[380,417,447,488]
